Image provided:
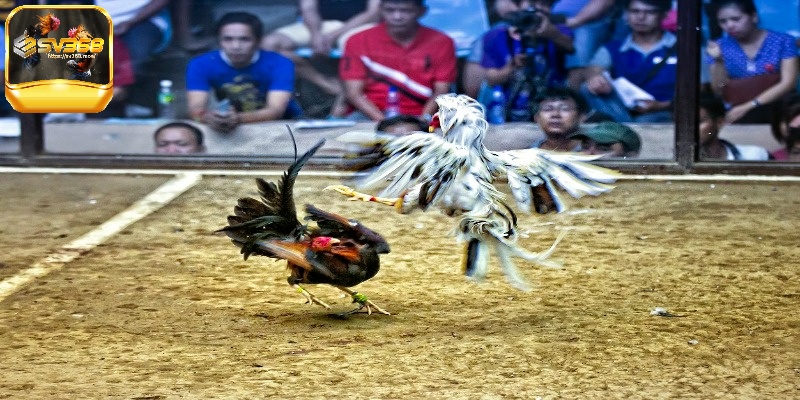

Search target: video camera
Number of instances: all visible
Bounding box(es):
[505,7,567,49]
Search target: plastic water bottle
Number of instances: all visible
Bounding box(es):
[487,85,506,125]
[509,86,531,122]
[157,79,176,119]
[385,86,400,118]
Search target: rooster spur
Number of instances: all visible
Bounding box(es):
[218,139,390,316]
[333,93,621,292]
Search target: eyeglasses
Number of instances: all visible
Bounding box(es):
[539,105,578,113]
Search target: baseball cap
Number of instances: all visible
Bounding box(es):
[571,122,642,153]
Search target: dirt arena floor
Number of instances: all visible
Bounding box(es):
[1,172,798,399]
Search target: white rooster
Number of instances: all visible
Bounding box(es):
[328,93,619,291]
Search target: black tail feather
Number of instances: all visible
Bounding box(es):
[464,239,481,277]
[217,139,326,259]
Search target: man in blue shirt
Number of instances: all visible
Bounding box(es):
[581,0,675,123]
[187,12,301,133]
[479,0,574,121]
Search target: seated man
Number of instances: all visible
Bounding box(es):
[186,12,301,133]
[263,0,381,116]
[154,121,206,154]
[529,86,586,151]
[570,121,641,158]
[581,0,676,123]
[479,0,575,121]
[555,0,616,89]
[339,0,457,122]
[699,91,770,161]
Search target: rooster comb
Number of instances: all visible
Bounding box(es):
[434,94,488,134]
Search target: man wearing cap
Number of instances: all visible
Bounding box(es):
[571,121,641,158]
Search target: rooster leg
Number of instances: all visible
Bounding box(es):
[334,286,390,316]
[324,185,402,208]
[291,284,332,309]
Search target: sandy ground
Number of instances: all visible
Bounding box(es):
[0,173,798,399]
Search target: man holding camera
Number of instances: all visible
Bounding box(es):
[479,0,575,122]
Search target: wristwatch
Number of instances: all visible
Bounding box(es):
[751,99,761,107]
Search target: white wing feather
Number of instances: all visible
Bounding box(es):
[356,132,469,199]
[493,148,620,212]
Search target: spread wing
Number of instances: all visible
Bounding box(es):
[355,132,475,200]
[304,204,390,254]
[491,148,621,214]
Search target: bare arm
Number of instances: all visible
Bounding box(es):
[537,19,575,53]
[422,81,453,117]
[300,0,324,38]
[188,90,236,133]
[343,79,384,121]
[237,91,293,123]
[583,65,613,95]
[485,62,517,86]
[751,56,799,105]
[726,57,799,123]
[706,41,729,97]
[565,0,615,29]
[187,90,210,121]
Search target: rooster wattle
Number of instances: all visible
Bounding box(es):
[218,140,391,316]
[331,93,620,291]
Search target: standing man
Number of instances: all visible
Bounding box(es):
[581,0,676,123]
[263,0,380,117]
[186,12,301,133]
[339,0,457,121]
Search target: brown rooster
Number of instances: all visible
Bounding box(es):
[23,13,61,69]
[218,139,391,316]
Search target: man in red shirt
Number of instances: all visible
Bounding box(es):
[339,0,457,121]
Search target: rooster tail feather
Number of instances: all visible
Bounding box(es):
[493,242,532,292]
[272,139,326,221]
[463,239,489,280]
[218,139,325,251]
[502,230,566,269]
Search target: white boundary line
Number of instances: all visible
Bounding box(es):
[0,172,203,302]
[0,167,353,178]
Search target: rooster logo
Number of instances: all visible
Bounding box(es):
[17,13,61,69]
[65,25,94,80]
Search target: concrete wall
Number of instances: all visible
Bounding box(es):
[40,120,783,160]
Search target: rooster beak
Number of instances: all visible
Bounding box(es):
[428,113,440,133]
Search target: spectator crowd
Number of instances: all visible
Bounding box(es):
[5,0,800,160]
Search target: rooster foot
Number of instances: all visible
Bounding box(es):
[292,284,331,309]
[324,185,401,207]
[334,286,390,316]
